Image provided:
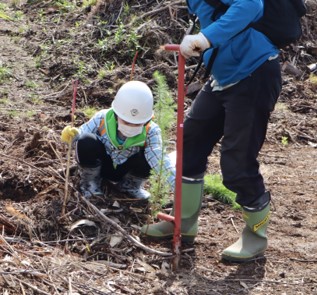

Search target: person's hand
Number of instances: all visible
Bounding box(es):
[180,32,210,59]
[61,126,79,144]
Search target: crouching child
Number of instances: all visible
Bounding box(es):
[61,81,175,199]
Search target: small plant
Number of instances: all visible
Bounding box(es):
[97,69,107,80]
[281,136,288,146]
[77,60,87,77]
[148,169,171,217]
[29,96,42,105]
[74,60,91,83]
[8,110,19,118]
[97,62,115,79]
[0,12,13,21]
[25,80,39,89]
[96,38,109,52]
[0,97,9,105]
[11,0,23,8]
[274,102,288,111]
[14,10,24,21]
[0,3,7,10]
[122,3,130,18]
[55,0,76,12]
[114,22,126,45]
[204,174,240,209]
[34,43,50,69]
[26,110,36,118]
[152,71,176,140]
[0,66,11,84]
[18,24,28,34]
[0,4,13,21]
[96,21,141,59]
[34,56,42,69]
[82,0,97,8]
[148,71,177,216]
[309,73,317,85]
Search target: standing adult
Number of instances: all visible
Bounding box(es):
[142,0,282,262]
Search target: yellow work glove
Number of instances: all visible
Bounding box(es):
[61,126,79,144]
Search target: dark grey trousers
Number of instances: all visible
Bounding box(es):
[183,58,282,207]
[75,133,151,182]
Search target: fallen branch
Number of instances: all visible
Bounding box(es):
[62,80,78,216]
[81,196,173,257]
[290,258,317,263]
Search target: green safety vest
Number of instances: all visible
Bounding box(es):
[98,109,150,150]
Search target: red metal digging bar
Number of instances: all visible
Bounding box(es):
[157,44,185,255]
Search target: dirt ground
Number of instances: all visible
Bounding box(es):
[0,1,317,294]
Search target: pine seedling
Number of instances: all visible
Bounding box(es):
[152,71,176,140]
[148,71,176,216]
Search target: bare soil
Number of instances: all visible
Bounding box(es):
[0,1,317,294]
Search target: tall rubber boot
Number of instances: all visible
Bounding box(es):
[116,174,150,200]
[222,192,271,262]
[79,165,103,198]
[141,175,204,243]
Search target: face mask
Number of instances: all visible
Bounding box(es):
[118,121,143,138]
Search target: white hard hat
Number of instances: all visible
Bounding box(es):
[112,81,154,124]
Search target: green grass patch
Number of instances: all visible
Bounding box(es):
[309,73,317,85]
[26,110,36,117]
[8,110,19,118]
[0,66,11,83]
[0,4,13,21]
[25,80,39,89]
[204,174,240,209]
[29,95,42,105]
[0,97,9,104]
[82,0,97,8]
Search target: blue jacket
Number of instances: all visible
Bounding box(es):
[187,0,279,86]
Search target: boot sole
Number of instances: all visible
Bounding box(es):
[221,252,265,263]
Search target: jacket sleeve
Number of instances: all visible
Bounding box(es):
[76,110,107,139]
[144,124,175,190]
[200,0,263,47]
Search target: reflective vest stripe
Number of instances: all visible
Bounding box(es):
[99,118,106,136]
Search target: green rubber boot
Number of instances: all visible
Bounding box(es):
[222,202,270,262]
[141,176,204,243]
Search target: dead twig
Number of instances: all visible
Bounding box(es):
[0,270,46,277]
[62,80,78,216]
[15,278,51,295]
[41,81,71,100]
[290,258,317,263]
[81,196,173,257]
[0,234,22,263]
[230,217,239,233]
